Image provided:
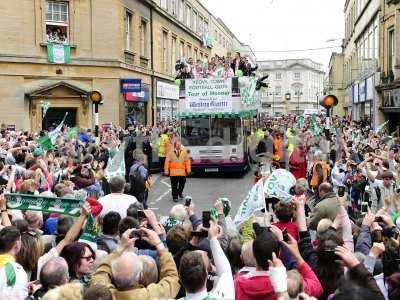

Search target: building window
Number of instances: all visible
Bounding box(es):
[140,20,147,57]
[179,0,184,22]
[275,86,282,96]
[162,31,168,72]
[223,37,226,48]
[160,0,167,9]
[45,1,69,44]
[192,11,197,33]
[187,44,192,58]
[171,0,177,16]
[200,52,203,59]
[294,72,301,80]
[194,48,198,61]
[186,4,191,27]
[180,40,185,59]
[198,16,203,34]
[125,11,133,51]
[172,36,177,69]
[275,73,282,80]
[388,28,395,74]
[214,30,218,42]
[204,21,209,33]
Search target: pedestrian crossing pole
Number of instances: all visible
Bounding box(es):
[89,91,103,144]
[320,95,338,149]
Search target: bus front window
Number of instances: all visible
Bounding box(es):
[210,118,242,145]
[181,118,210,146]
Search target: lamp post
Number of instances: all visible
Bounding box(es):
[284,93,291,115]
[269,91,278,117]
[316,91,320,110]
[295,91,303,115]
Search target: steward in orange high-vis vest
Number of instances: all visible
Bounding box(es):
[164,140,191,202]
[310,152,329,189]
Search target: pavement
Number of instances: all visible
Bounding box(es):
[148,170,254,217]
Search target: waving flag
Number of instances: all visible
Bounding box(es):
[104,142,126,181]
[233,179,265,226]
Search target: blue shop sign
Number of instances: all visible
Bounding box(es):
[121,79,142,93]
[125,85,150,102]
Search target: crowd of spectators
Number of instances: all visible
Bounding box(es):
[0,114,399,300]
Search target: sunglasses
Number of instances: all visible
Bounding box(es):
[81,255,95,262]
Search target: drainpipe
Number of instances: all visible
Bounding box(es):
[150,6,155,126]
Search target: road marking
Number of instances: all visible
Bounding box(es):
[150,188,171,204]
[161,178,171,188]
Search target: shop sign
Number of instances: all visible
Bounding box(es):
[121,79,141,93]
[125,86,150,102]
[359,80,366,102]
[7,125,16,131]
[353,83,359,104]
[157,81,179,100]
[366,76,374,100]
[185,78,232,113]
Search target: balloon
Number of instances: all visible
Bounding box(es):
[235,70,243,77]
[174,79,181,86]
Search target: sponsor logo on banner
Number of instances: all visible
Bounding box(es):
[185,79,232,113]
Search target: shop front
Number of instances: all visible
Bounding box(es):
[156,81,179,122]
[121,78,149,126]
[351,74,376,127]
[377,83,400,132]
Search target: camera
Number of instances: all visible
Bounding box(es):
[185,196,192,207]
[175,61,185,72]
[129,229,143,239]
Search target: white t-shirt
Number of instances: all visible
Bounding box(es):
[98,193,138,218]
[0,261,28,299]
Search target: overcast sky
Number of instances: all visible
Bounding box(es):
[199,0,344,69]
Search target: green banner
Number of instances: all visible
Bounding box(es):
[5,193,84,217]
[47,43,71,64]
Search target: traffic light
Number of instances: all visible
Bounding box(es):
[320,95,338,109]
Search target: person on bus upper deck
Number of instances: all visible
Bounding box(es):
[231,52,246,73]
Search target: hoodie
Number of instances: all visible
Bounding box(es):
[234,271,277,300]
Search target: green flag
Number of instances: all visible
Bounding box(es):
[79,214,99,250]
[67,127,78,139]
[375,120,389,134]
[47,43,71,64]
[104,142,126,181]
[36,135,55,151]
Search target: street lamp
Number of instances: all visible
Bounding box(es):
[268,91,278,116]
[284,93,291,115]
[295,90,303,115]
[316,91,320,110]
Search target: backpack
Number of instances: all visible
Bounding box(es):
[129,164,146,195]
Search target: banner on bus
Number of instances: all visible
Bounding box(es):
[185,79,232,113]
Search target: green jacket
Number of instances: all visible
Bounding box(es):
[309,192,339,230]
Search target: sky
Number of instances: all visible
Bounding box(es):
[199,0,345,69]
